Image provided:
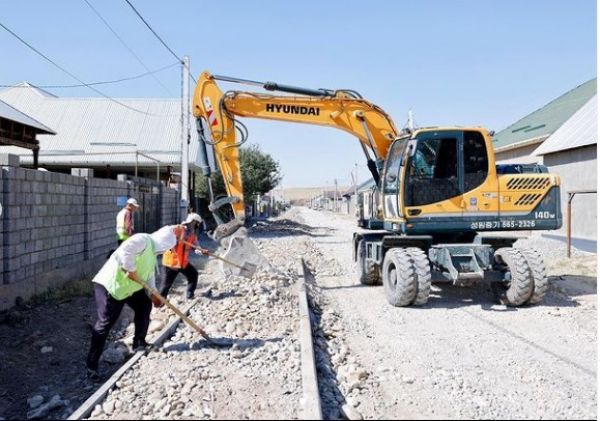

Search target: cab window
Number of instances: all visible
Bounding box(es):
[405,136,460,207]
[463,131,489,192]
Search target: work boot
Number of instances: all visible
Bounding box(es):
[132,338,149,351]
[86,332,104,376]
[186,291,194,300]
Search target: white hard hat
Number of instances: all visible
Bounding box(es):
[127,198,140,208]
[182,212,203,225]
[150,225,177,254]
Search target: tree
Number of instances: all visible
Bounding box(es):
[195,143,282,203]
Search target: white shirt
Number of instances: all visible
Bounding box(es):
[114,233,157,290]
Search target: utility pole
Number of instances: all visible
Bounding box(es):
[354,162,358,198]
[334,178,338,213]
[181,56,190,219]
[352,162,358,215]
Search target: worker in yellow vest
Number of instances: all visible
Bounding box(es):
[116,198,140,245]
[86,225,178,380]
[160,213,209,300]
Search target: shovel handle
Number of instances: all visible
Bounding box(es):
[130,277,209,340]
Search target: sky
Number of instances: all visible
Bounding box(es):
[0,0,597,187]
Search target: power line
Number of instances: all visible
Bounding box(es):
[123,0,181,62]
[82,0,175,96]
[0,20,164,116]
[122,0,197,84]
[0,62,179,89]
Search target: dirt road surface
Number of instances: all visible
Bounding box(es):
[290,206,596,420]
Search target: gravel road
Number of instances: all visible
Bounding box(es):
[290,206,597,420]
[81,207,596,420]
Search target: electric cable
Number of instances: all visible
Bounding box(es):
[0,20,164,116]
[0,62,179,89]
[122,0,197,84]
[82,0,175,95]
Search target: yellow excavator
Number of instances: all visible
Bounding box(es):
[192,71,562,307]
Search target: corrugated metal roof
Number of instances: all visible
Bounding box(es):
[0,84,200,168]
[0,98,56,134]
[534,95,597,156]
[493,79,597,150]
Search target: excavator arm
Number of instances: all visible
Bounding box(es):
[192,70,400,230]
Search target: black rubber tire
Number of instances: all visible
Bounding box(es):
[406,247,432,306]
[355,240,380,286]
[492,248,534,306]
[382,248,417,307]
[519,248,548,305]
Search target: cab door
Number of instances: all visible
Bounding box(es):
[382,138,407,222]
[460,130,499,227]
[403,131,463,220]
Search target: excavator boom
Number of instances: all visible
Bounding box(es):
[192,70,400,224]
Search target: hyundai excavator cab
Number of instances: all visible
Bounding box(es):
[193,71,562,307]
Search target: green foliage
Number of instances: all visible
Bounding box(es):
[195,144,282,202]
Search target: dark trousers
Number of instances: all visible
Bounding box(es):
[160,264,198,298]
[86,283,152,370]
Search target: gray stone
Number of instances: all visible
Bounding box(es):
[101,346,126,364]
[341,404,363,420]
[90,404,104,418]
[40,346,53,354]
[27,395,44,409]
[27,395,66,419]
[401,376,416,384]
[102,400,116,415]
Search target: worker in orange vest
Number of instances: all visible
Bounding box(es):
[160,213,208,300]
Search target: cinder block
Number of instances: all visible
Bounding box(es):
[0,154,19,167]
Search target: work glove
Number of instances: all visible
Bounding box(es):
[194,248,209,256]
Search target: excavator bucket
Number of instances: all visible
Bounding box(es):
[219,228,269,278]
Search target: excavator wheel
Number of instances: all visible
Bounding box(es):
[491,248,534,306]
[383,248,419,307]
[355,240,380,286]
[406,247,432,306]
[519,248,549,305]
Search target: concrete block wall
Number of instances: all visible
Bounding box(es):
[0,161,181,311]
[1,167,86,285]
[161,188,180,226]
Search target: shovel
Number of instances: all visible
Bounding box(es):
[129,277,210,340]
[183,241,258,278]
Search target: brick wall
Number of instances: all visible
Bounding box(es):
[0,159,181,310]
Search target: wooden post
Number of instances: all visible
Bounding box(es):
[32,146,39,169]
